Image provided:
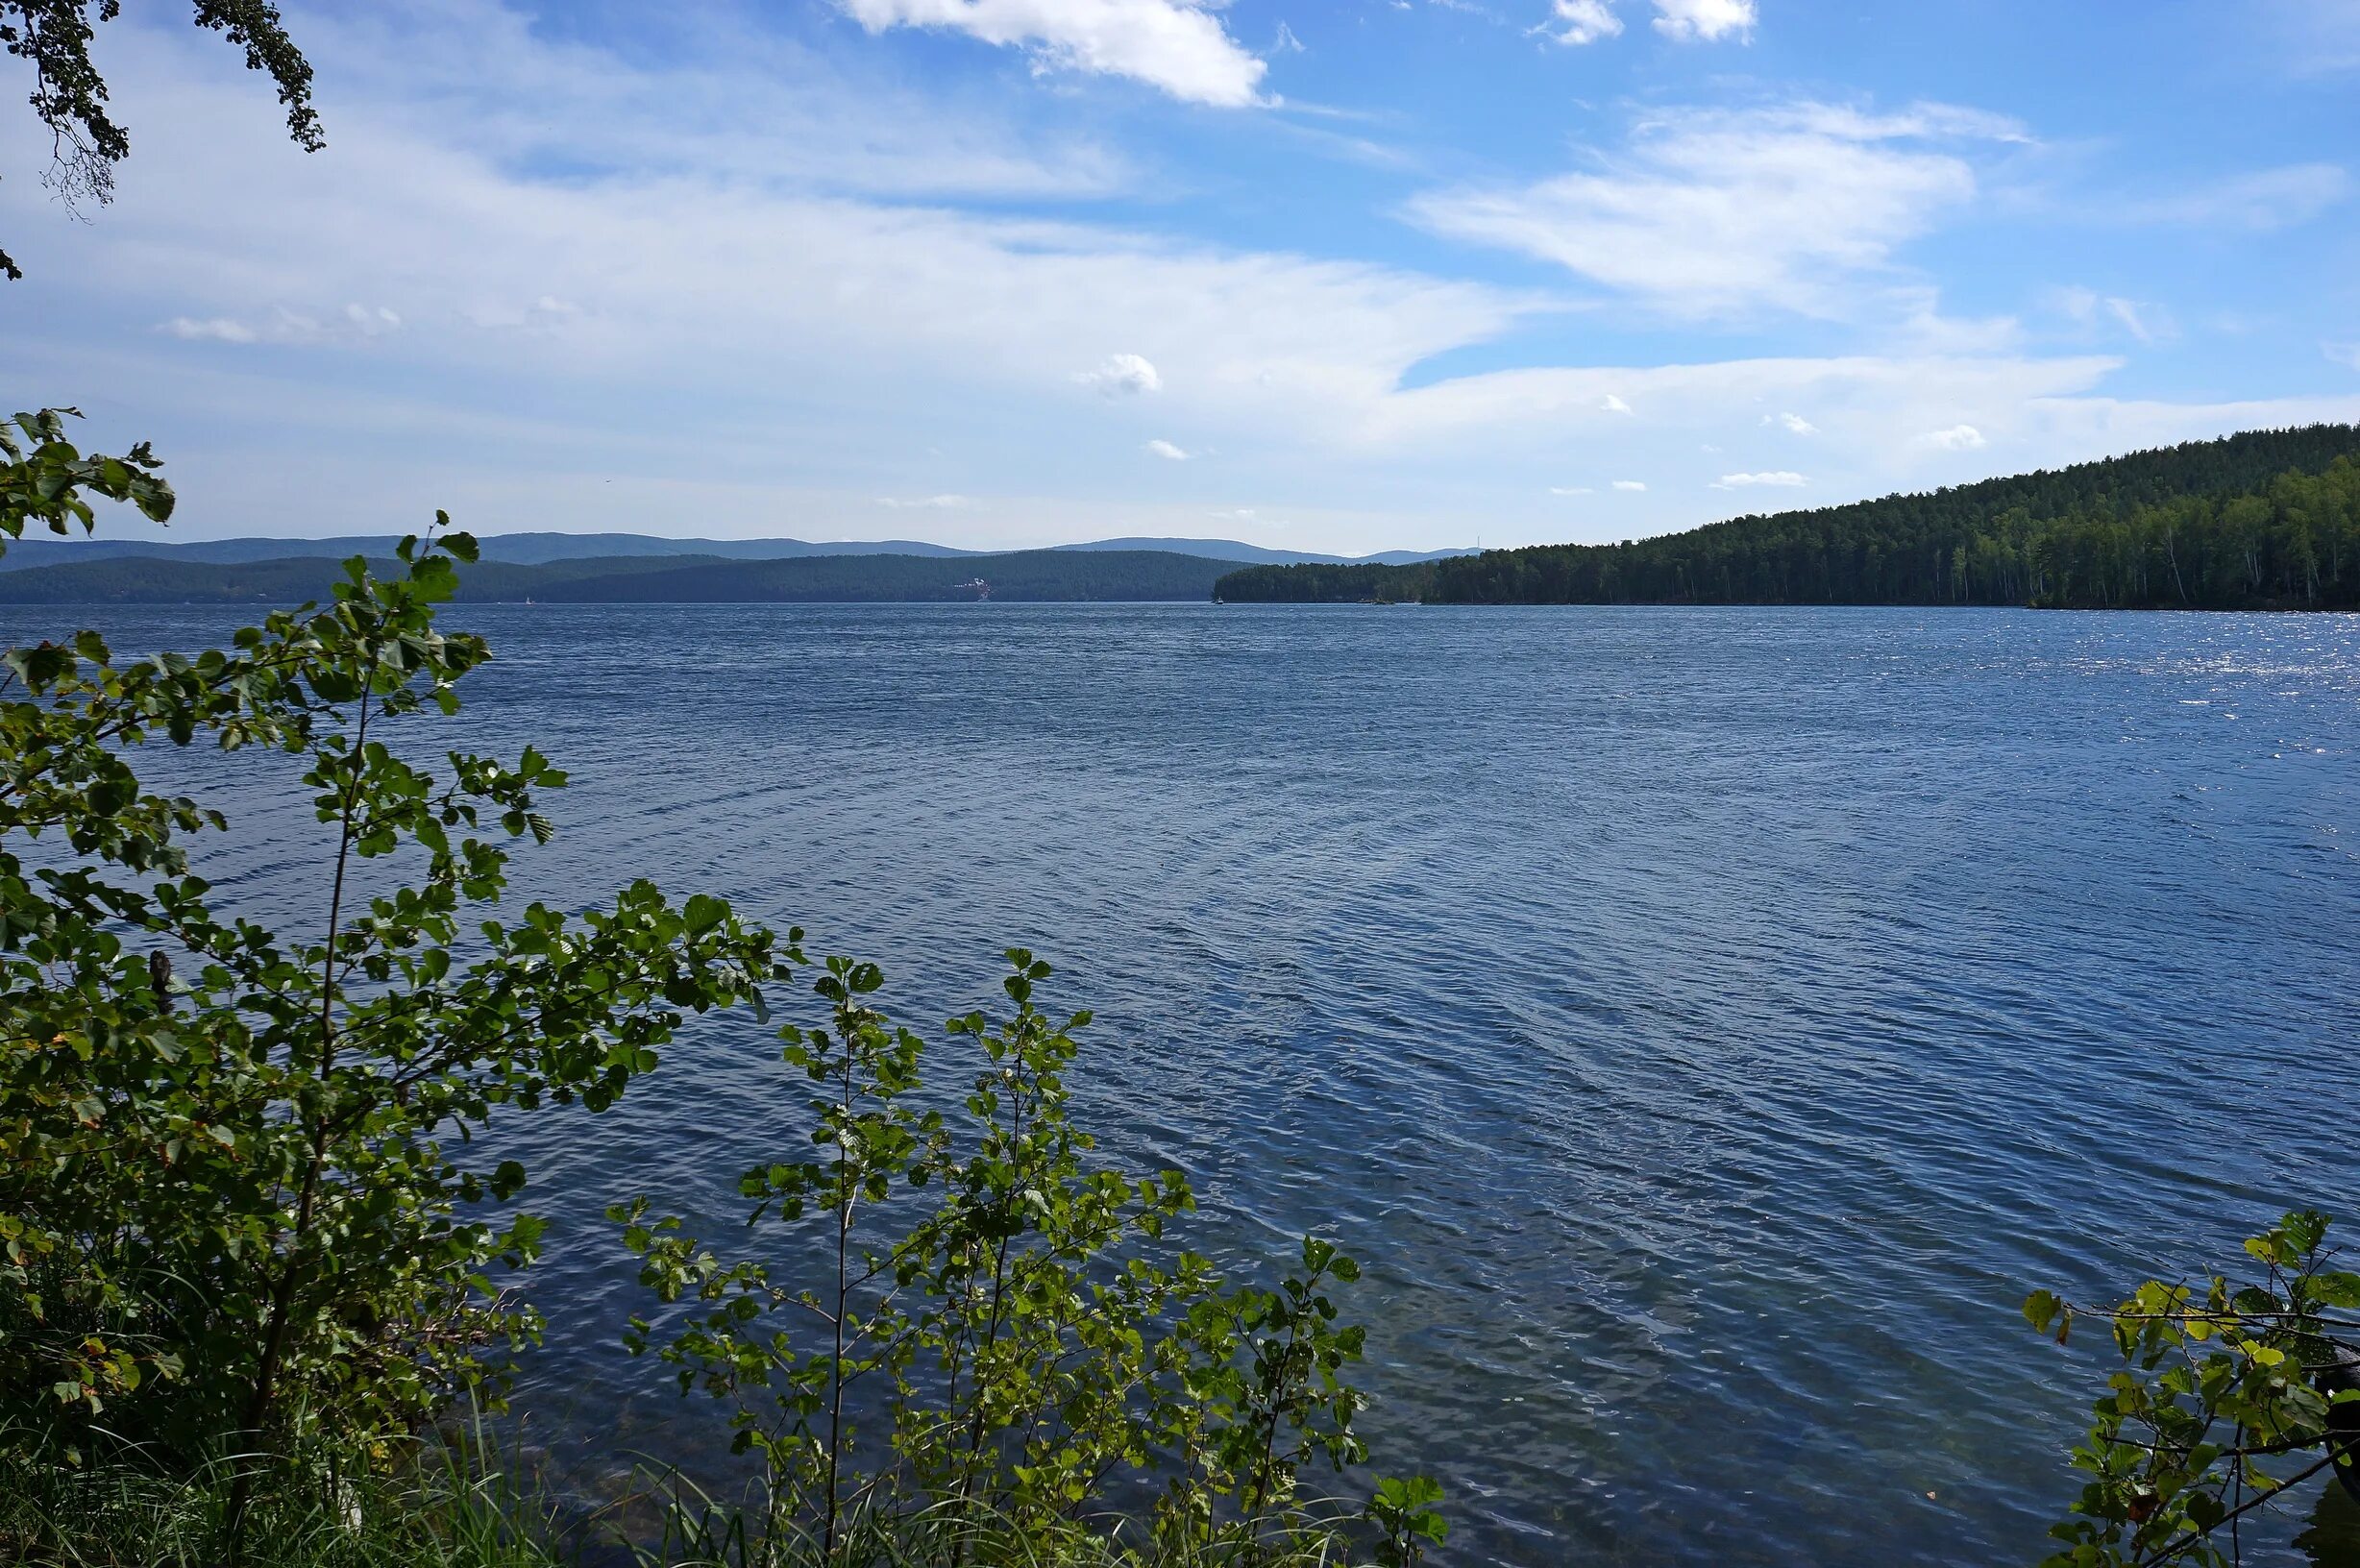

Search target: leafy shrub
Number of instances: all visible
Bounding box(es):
[615,952,1445,1566]
[0,409,792,1483]
[2027,1211,2360,1567]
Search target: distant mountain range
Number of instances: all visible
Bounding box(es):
[0,531,1472,574]
[1048,537,1468,566]
[0,547,1262,605]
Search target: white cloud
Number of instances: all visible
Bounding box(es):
[1075,353,1166,396]
[1359,354,2125,461]
[1539,0,1622,44]
[1712,470,1807,487]
[838,0,1268,108]
[877,493,975,508]
[462,293,592,332]
[1768,411,1817,433]
[1406,100,2009,319]
[162,316,258,343]
[344,304,404,336]
[1601,393,1633,413]
[1611,478,1647,491]
[160,304,401,346]
[1144,438,1192,459]
[2326,341,2360,371]
[1549,484,1594,494]
[1922,424,1987,451]
[1270,21,1305,54]
[1650,0,1755,42]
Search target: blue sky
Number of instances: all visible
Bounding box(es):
[2,0,2356,552]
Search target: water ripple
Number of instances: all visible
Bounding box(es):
[15,601,2358,1566]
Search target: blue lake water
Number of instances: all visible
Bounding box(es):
[19,601,2360,1565]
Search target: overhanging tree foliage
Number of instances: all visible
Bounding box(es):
[3,0,320,279]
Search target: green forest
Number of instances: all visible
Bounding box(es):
[0,546,1235,604]
[1216,426,2360,610]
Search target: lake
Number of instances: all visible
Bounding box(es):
[23,600,2360,1566]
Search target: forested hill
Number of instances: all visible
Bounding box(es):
[0,547,1234,604]
[1216,425,2360,610]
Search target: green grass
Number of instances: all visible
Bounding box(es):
[627,1479,1363,1568]
[0,1448,564,1567]
[0,1448,1377,1568]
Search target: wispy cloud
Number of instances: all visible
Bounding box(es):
[1538,0,1753,44]
[1767,411,1817,433]
[162,315,258,343]
[2052,286,2176,344]
[1611,478,1647,491]
[1406,100,2013,319]
[160,304,402,346]
[1921,424,1987,451]
[2102,297,2169,344]
[323,2,1136,201]
[837,0,1269,107]
[877,493,975,508]
[2104,163,2349,231]
[1144,438,1192,459]
[1711,469,1807,488]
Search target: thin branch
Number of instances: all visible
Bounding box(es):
[2135,1439,2355,1568]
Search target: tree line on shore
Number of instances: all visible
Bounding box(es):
[1215,427,2360,610]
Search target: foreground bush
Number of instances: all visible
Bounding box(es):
[618,952,1446,1566]
[2028,1212,2360,1567]
[0,423,788,1485]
